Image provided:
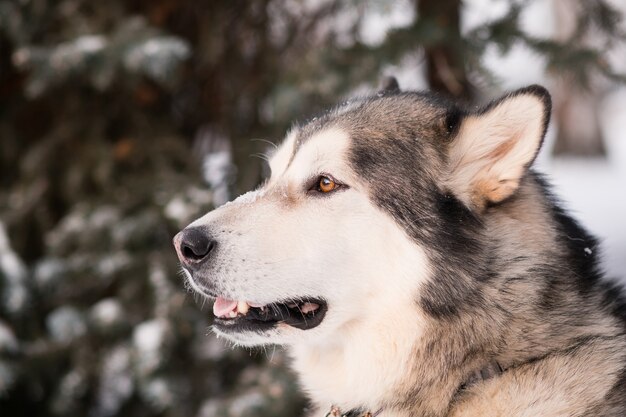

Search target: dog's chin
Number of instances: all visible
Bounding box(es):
[212,325,281,347]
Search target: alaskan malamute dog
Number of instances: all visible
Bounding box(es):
[174,81,626,416]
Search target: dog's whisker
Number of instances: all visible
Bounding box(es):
[249,153,270,162]
[250,137,278,150]
[267,345,277,363]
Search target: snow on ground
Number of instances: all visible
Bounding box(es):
[538,94,626,284]
[545,158,626,284]
[537,89,626,284]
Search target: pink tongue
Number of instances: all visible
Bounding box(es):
[213,297,238,317]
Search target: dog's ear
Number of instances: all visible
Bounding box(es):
[378,76,400,94]
[445,85,551,210]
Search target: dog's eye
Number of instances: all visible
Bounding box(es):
[308,175,342,195]
[318,176,337,193]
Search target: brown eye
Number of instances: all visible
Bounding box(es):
[318,176,337,193]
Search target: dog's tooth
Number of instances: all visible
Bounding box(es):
[228,311,237,318]
[238,300,249,315]
[248,302,265,308]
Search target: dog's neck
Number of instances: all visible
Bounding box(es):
[289,305,426,415]
[291,324,507,417]
[325,360,503,417]
[288,294,512,417]
[288,304,495,417]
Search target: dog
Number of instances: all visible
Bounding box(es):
[174,80,626,416]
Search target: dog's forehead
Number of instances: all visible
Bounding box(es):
[270,93,449,181]
[269,126,351,182]
[269,129,298,177]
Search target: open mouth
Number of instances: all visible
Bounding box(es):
[212,297,328,333]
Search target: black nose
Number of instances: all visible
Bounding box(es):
[173,228,216,267]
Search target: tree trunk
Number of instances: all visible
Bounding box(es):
[552,88,606,156]
[417,0,472,100]
[551,0,607,157]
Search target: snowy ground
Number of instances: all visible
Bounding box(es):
[537,89,626,284]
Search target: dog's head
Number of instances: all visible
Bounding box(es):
[174,83,551,347]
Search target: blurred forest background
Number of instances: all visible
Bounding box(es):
[1,1,626,416]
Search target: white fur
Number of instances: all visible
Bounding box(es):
[268,128,298,181]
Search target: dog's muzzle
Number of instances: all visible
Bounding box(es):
[173,226,330,334]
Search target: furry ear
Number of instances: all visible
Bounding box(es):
[445,85,551,210]
[378,76,400,94]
